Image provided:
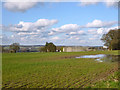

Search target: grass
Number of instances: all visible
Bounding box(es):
[2,50,119,88]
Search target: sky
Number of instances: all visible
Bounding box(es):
[1,1,119,46]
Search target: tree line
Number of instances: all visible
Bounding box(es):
[2,42,58,53]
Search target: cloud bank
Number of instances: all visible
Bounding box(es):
[82,20,117,28]
[2,19,118,45]
[3,19,58,32]
[3,0,118,12]
[79,0,118,7]
[4,0,39,12]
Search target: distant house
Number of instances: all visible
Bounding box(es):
[63,46,88,52]
[103,46,108,50]
[56,50,61,52]
[88,46,105,51]
[103,46,108,49]
[56,46,63,52]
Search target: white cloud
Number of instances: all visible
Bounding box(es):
[68,30,85,35]
[17,32,38,35]
[68,35,81,40]
[103,0,118,7]
[79,40,86,43]
[78,30,85,34]
[97,28,104,34]
[88,29,97,34]
[3,0,118,12]
[7,33,48,45]
[35,19,58,27]
[1,34,13,44]
[0,35,2,39]
[69,32,77,35]
[87,26,118,36]
[75,37,80,40]
[47,20,117,46]
[93,35,99,38]
[66,35,87,45]
[60,24,80,31]
[48,24,80,35]
[86,26,118,44]
[3,19,58,33]
[79,0,100,6]
[94,26,118,35]
[79,0,118,7]
[2,19,58,44]
[48,31,55,35]
[4,0,39,12]
[84,20,117,28]
[2,17,118,45]
[0,24,3,30]
[105,26,118,32]
[51,36,59,40]
[89,38,96,40]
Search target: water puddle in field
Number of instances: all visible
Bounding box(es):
[75,54,120,63]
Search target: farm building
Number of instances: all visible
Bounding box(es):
[63,46,89,52]
[62,46,105,52]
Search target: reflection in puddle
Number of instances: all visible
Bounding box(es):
[75,54,119,63]
[95,58,103,62]
[76,54,105,59]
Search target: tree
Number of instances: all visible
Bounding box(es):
[101,29,120,50]
[45,42,56,52]
[60,47,63,52]
[40,46,47,52]
[9,43,20,53]
[0,45,2,53]
[2,46,5,53]
[40,42,56,52]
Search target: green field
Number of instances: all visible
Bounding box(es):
[2,50,119,88]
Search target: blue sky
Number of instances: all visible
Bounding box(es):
[1,2,118,46]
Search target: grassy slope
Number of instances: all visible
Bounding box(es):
[2,50,119,88]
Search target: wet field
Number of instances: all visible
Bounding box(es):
[2,50,119,88]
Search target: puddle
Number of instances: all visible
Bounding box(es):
[75,54,119,63]
[76,54,105,59]
[95,58,103,62]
